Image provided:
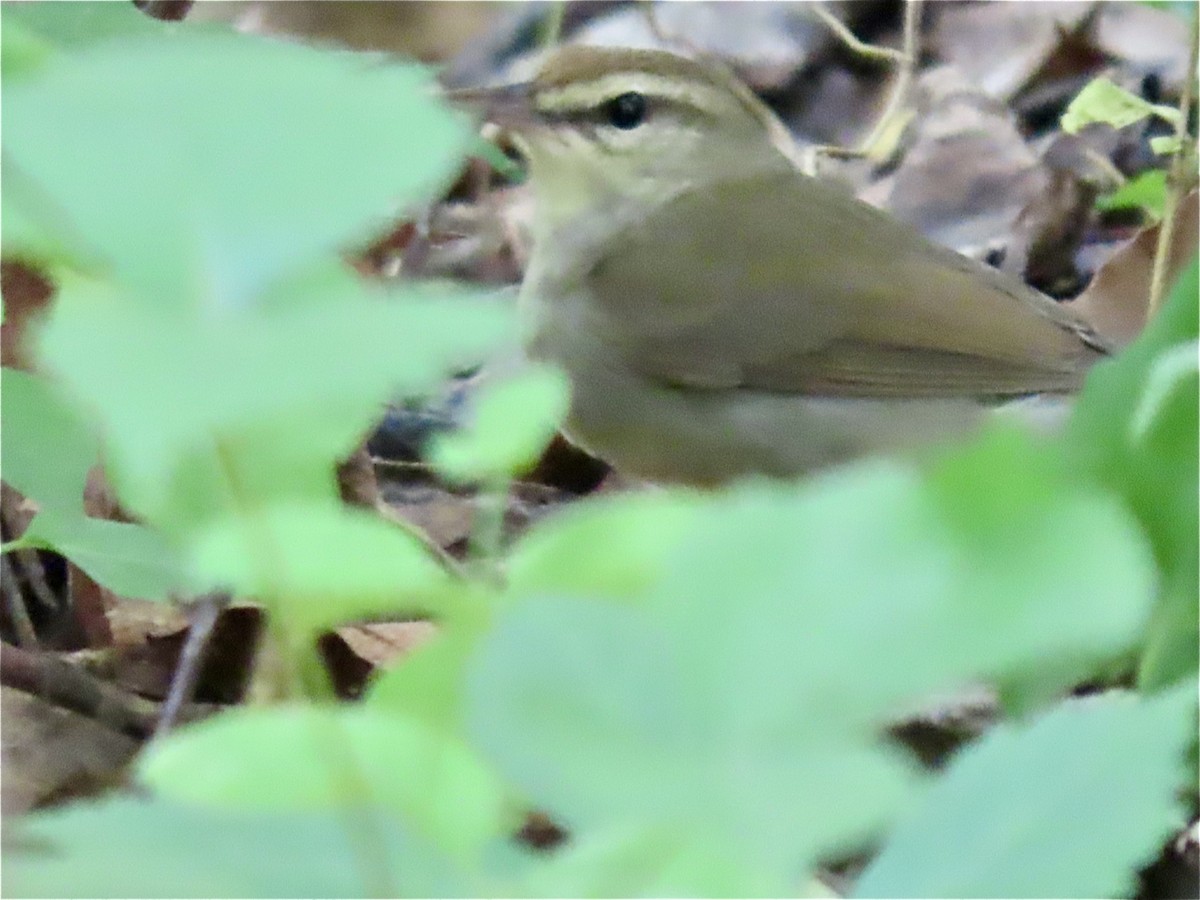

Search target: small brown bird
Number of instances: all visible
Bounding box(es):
[454,46,1110,484]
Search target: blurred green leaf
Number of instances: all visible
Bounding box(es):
[0,367,98,509]
[366,617,488,735]
[1150,134,1184,155]
[1061,77,1181,134]
[3,30,472,306]
[187,502,456,636]
[4,795,482,899]
[1,154,109,272]
[0,18,54,80]
[14,510,181,602]
[1096,169,1168,218]
[37,273,511,534]
[1,1,170,51]
[514,826,786,898]
[468,435,1155,882]
[138,704,515,859]
[470,134,526,182]
[855,688,1194,898]
[503,490,704,601]
[1067,259,1199,690]
[430,365,570,484]
[1130,340,1199,440]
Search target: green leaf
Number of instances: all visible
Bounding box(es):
[467,436,1155,881]
[1061,77,1181,134]
[514,826,787,898]
[37,273,511,535]
[1130,340,1199,440]
[187,502,456,636]
[1096,169,1168,218]
[137,704,516,860]
[1150,134,1183,156]
[16,510,181,602]
[469,134,525,182]
[366,617,488,734]
[4,795,483,898]
[854,689,1194,898]
[1067,259,1199,690]
[0,19,55,80]
[503,489,704,601]
[430,365,570,484]
[1,154,109,272]
[3,30,472,306]
[0,367,98,510]
[1,1,170,52]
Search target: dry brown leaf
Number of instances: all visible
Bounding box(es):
[1066,189,1199,346]
[187,1,501,61]
[878,66,1046,254]
[0,262,54,372]
[930,2,1097,100]
[0,686,139,815]
[332,620,438,670]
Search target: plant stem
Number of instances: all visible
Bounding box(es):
[857,0,923,159]
[1147,9,1199,319]
[810,3,907,64]
[468,477,510,585]
[802,0,923,174]
[541,1,567,48]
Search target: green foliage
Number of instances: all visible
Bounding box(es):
[1096,169,1169,218]
[855,688,1194,898]
[367,620,488,735]
[2,1,171,52]
[4,796,488,899]
[503,489,704,599]
[2,30,473,305]
[137,704,516,860]
[430,364,571,485]
[465,436,1157,889]
[1,366,183,600]
[3,10,1197,899]
[186,502,458,638]
[37,270,509,538]
[10,510,181,602]
[1,367,98,508]
[1061,77,1181,135]
[1067,259,1199,690]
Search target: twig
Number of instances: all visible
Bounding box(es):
[152,593,229,740]
[857,0,923,159]
[2,641,161,740]
[810,3,908,64]
[1147,10,1199,319]
[2,555,39,647]
[802,0,924,174]
[10,544,63,614]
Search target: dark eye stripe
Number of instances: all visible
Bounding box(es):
[536,91,713,131]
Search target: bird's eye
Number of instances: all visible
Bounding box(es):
[605,92,647,129]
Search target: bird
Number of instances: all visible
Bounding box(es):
[452,46,1111,485]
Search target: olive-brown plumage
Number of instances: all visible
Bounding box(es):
[456,46,1110,483]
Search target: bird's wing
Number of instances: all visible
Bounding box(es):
[586,169,1110,398]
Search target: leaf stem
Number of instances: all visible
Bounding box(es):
[541,1,566,48]
[468,476,510,585]
[1147,9,1199,320]
[857,0,923,159]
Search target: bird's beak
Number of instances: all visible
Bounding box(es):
[444,82,539,131]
